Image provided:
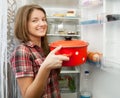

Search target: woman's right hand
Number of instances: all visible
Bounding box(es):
[41,46,69,70]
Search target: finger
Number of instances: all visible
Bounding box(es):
[51,46,62,54]
[56,63,62,68]
[57,60,63,64]
[57,55,70,61]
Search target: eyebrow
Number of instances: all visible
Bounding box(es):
[31,16,46,20]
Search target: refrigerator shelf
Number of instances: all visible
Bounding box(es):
[47,34,80,37]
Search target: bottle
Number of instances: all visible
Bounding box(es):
[80,70,92,98]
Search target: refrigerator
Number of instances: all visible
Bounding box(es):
[1,0,120,98]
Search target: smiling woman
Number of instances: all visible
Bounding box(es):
[10,4,69,98]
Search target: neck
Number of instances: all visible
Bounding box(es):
[31,38,41,47]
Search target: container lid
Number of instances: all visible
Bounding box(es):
[49,39,89,48]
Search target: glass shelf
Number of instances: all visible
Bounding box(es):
[61,70,80,74]
[80,20,100,25]
[80,20,120,25]
[47,16,80,24]
[60,66,80,74]
[47,34,80,37]
[47,16,80,20]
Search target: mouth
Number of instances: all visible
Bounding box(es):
[37,27,46,32]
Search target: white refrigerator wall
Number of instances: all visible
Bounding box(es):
[80,0,120,98]
[91,67,120,98]
[80,63,120,98]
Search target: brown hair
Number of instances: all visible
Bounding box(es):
[14,4,49,56]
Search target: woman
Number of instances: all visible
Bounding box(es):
[10,4,69,98]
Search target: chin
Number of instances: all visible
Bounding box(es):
[40,33,46,37]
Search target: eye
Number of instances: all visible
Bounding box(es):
[32,19,38,23]
[42,18,47,22]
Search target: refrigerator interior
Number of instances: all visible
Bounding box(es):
[5,0,120,98]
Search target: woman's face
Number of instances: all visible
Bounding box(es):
[28,9,47,41]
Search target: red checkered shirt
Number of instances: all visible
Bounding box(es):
[10,41,61,98]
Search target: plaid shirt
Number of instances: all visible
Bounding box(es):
[10,41,61,98]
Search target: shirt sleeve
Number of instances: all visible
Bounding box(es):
[10,45,34,78]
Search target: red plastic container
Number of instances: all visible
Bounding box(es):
[49,39,89,67]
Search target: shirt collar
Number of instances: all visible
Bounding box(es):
[24,41,36,48]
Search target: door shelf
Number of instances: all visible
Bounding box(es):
[80,20,120,26]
